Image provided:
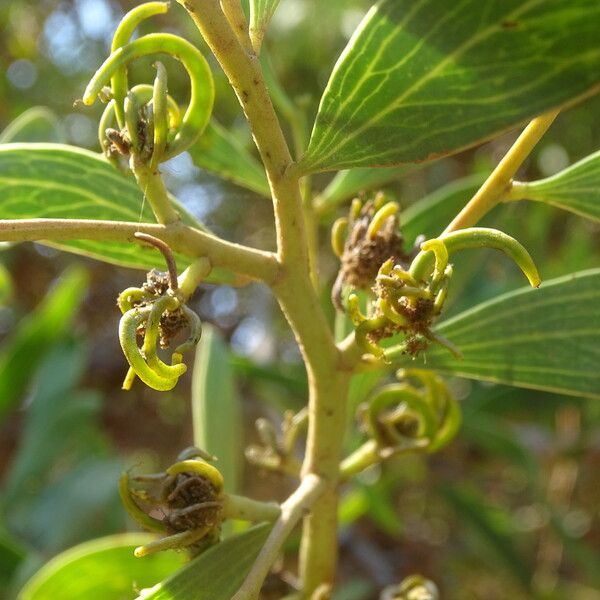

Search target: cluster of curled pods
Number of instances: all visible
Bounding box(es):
[331,194,541,362]
[82,1,214,170]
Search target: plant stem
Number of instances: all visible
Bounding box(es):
[130,159,180,224]
[0,218,278,283]
[180,2,355,595]
[221,494,282,522]
[339,439,380,481]
[178,257,212,299]
[220,0,253,52]
[232,475,327,600]
[444,109,559,233]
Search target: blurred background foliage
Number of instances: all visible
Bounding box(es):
[0,1,599,599]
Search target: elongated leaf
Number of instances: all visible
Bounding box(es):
[0,267,88,421]
[18,534,185,600]
[509,149,600,222]
[388,269,600,399]
[301,0,600,172]
[137,523,272,600]
[0,107,64,144]
[189,121,270,197]
[0,144,234,283]
[249,0,281,50]
[192,325,243,493]
[0,525,27,588]
[315,166,413,214]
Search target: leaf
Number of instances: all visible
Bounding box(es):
[249,0,281,50]
[2,340,95,507]
[509,149,600,222]
[301,0,600,172]
[0,144,234,284]
[401,175,484,245]
[188,121,270,198]
[17,534,185,600]
[0,267,88,421]
[388,269,600,399]
[136,523,272,600]
[0,107,64,144]
[315,166,413,214]
[192,325,243,494]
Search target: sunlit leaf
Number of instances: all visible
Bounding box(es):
[389,269,600,399]
[188,121,270,198]
[0,144,234,283]
[0,267,88,421]
[509,149,600,222]
[137,523,272,600]
[301,0,600,172]
[18,534,185,600]
[192,325,243,494]
[249,0,281,50]
[0,107,64,144]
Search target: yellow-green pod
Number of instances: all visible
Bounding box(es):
[83,33,214,159]
[134,525,212,557]
[331,217,348,258]
[117,286,148,314]
[150,61,169,169]
[420,238,449,285]
[366,201,399,240]
[167,459,225,493]
[355,316,388,358]
[118,472,167,533]
[110,1,171,127]
[119,306,182,391]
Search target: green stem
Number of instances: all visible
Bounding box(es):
[231,475,327,600]
[179,2,355,595]
[130,159,180,225]
[221,494,282,522]
[0,218,279,284]
[339,439,380,481]
[178,257,212,299]
[444,109,559,233]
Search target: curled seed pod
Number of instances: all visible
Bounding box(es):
[110,1,171,128]
[331,193,410,311]
[83,32,214,161]
[120,453,226,557]
[410,227,540,288]
[362,373,461,455]
[380,575,439,600]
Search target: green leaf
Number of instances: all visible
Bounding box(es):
[301,0,600,172]
[249,0,281,49]
[509,149,600,222]
[192,325,243,494]
[0,267,88,421]
[17,534,185,600]
[0,144,234,284]
[389,269,600,399]
[136,523,272,600]
[401,175,484,245]
[0,107,64,144]
[188,121,270,198]
[315,166,413,214]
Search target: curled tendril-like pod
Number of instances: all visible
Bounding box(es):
[110,1,171,128]
[360,371,461,456]
[330,192,413,311]
[119,450,225,557]
[117,234,210,391]
[83,11,214,164]
[380,575,439,600]
[410,227,541,288]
